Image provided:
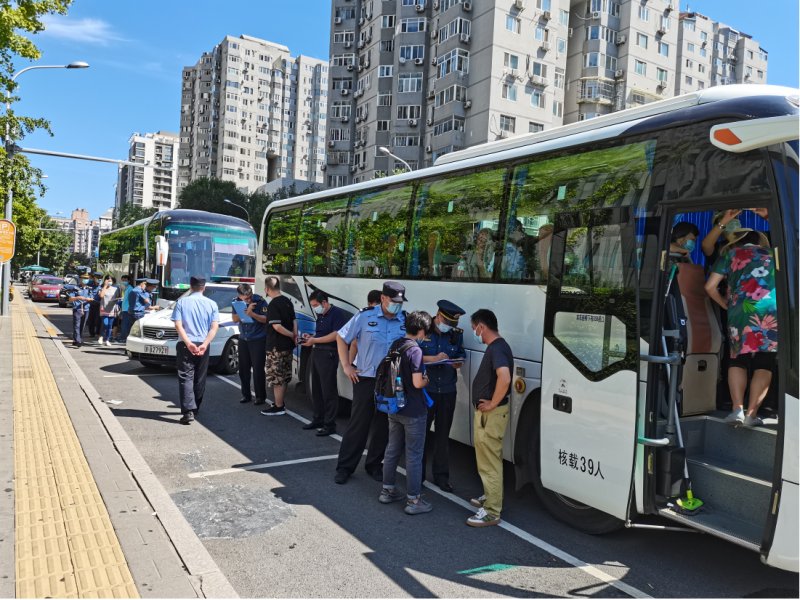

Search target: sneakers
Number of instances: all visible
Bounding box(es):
[378,487,405,504]
[105,339,111,347]
[97,336,104,345]
[404,498,433,515]
[260,404,286,416]
[724,409,745,426]
[744,415,764,428]
[466,507,500,527]
[469,494,486,508]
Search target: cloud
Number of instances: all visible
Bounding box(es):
[40,16,129,45]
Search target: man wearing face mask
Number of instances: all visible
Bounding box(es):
[302,290,350,436]
[419,299,466,492]
[334,281,407,484]
[669,222,700,264]
[69,276,94,347]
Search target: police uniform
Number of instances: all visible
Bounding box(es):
[233,293,269,404]
[128,278,158,323]
[85,272,103,338]
[334,282,407,483]
[307,303,350,435]
[419,299,466,491]
[69,281,93,346]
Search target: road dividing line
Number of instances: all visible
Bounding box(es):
[188,454,340,478]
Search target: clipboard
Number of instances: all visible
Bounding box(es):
[232,300,254,323]
[426,358,463,366]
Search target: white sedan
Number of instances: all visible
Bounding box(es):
[126,283,241,374]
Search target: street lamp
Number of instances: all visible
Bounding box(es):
[223,198,250,222]
[1,61,89,316]
[377,146,412,172]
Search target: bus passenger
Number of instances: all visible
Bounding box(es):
[334,281,407,485]
[669,222,700,263]
[534,223,554,282]
[260,276,297,416]
[705,229,776,428]
[461,228,495,280]
[420,300,466,493]
[701,209,743,264]
[231,283,269,406]
[467,309,512,528]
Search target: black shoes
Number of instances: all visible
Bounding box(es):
[253,399,266,406]
[366,469,383,482]
[260,405,286,416]
[334,470,350,485]
[315,427,336,437]
[302,421,323,430]
[435,481,454,493]
[179,412,195,425]
[239,397,252,404]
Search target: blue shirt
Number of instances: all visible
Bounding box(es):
[120,284,131,312]
[68,286,92,311]
[128,286,152,315]
[313,305,351,349]
[233,294,268,341]
[171,292,220,344]
[418,327,466,394]
[339,305,406,378]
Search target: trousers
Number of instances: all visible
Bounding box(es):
[336,377,387,475]
[311,347,339,429]
[87,302,100,336]
[238,337,267,401]
[119,312,133,341]
[72,308,84,344]
[423,390,457,484]
[383,412,428,498]
[177,341,210,415]
[473,403,510,518]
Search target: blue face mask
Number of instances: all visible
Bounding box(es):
[313,304,324,315]
[472,327,483,345]
[387,302,403,315]
[81,279,90,285]
[682,239,696,252]
[438,323,452,333]
[120,281,128,288]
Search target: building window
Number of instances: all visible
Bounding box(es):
[700,31,708,42]
[396,105,422,119]
[504,52,519,70]
[559,9,569,26]
[757,70,764,79]
[685,75,692,85]
[377,93,392,106]
[438,48,470,77]
[534,25,547,41]
[379,65,393,77]
[554,67,565,88]
[536,0,551,10]
[687,43,695,53]
[529,121,544,133]
[659,42,669,57]
[698,81,705,89]
[381,40,395,52]
[683,19,695,31]
[399,45,425,60]
[502,83,517,101]
[685,58,694,69]
[638,5,649,21]
[397,72,423,92]
[698,64,705,74]
[399,17,427,32]
[637,33,648,49]
[530,89,545,108]
[584,52,599,68]
[557,37,567,53]
[699,47,706,58]
[657,68,668,82]
[499,115,515,133]
[552,100,563,117]
[634,59,647,76]
[506,15,521,33]
[381,15,395,28]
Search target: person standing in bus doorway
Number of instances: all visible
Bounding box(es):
[334,281,407,485]
[467,309,512,528]
[420,300,466,493]
[172,277,220,425]
[260,276,297,416]
[301,290,350,436]
[231,283,269,406]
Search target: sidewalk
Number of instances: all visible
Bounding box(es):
[0,291,237,598]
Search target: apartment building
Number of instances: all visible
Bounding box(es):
[326,0,571,185]
[53,208,113,257]
[565,0,767,123]
[115,131,180,212]
[179,35,328,195]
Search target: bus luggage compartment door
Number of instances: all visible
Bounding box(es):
[539,207,639,521]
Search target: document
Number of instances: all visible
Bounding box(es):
[232,300,254,323]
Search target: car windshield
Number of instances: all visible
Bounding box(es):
[177,285,235,314]
[37,276,62,285]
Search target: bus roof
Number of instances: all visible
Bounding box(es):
[262,84,798,224]
[103,208,253,237]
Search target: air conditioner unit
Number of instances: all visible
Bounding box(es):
[358,40,365,49]
[341,88,350,95]
[350,165,357,173]
[399,56,407,64]
[514,0,524,9]
[358,65,364,72]
[334,17,342,24]
[431,56,438,65]
[408,118,418,126]
[427,89,436,99]
[616,34,627,45]
[320,164,327,171]
[358,17,365,25]
[344,41,353,48]
[592,11,601,18]
[463,99,472,108]
[568,27,573,37]
[463,1,472,11]
[614,69,624,78]
[656,27,666,36]
[744,72,751,79]
[416,3,425,12]
[701,40,707,47]
[433,0,439,8]
[328,140,336,148]
[356,115,363,123]
[665,2,673,12]
[413,57,423,66]
[460,33,471,43]
[346,64,354,71]
[360,162,366,169]
[542,10,551,20]
[426,118,433,125]
[498,130,509,138]
[341,115,350,122]
[425,145,432,153]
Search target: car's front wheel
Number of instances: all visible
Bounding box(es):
[215,338,239,375]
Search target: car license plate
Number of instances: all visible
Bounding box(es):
[46,293,56,297]
[144,345,168,355]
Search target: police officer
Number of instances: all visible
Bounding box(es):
[230,282,269,405]
[334,281,407,484]
[420,300,466,492]
[86,271,104,341]
[302,290,350,436]
[128,278,159,324]
[69,274,94,347]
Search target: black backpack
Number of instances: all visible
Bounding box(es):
[374,339,416,415]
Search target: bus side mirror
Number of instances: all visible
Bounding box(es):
[155,235,169,266]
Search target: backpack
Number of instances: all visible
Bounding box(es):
[374,339,417,415]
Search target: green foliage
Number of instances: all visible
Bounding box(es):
[65,251,91,272]
[113,203,157,227]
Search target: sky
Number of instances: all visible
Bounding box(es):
[14,0,800,221]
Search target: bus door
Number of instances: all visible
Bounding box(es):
[539,207,639,520]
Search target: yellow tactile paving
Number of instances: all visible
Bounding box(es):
[12,298,139,598]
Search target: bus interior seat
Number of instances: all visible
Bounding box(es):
[674,263,722,415]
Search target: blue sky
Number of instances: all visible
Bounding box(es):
[15,0,799,221]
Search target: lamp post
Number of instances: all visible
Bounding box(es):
[223,198,250,222]
[377,146,412,173]
[1,61,89,316]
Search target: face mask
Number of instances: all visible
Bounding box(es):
[81,279,90,285]
[724,219,742,233]
[387,302,403,315]
[472,327,483,345]
[313,304,324,315]
[438,323,452,333]
[120,282,128,288]
[682,239,696,252]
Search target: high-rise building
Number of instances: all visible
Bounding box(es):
[326,0,571,185]
[564,0,767,123]
[179,35,328,195]
[53,208,114,257]
[115,131,180,211]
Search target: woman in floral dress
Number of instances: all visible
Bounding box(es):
[705,228,776,428]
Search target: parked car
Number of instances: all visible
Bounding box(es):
[125,283,241,374]
[28,275,63,302]
[58,277,79,308]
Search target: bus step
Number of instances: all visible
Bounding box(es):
[658,506,762,551]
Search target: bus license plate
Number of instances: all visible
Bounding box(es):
[144,345,168,355]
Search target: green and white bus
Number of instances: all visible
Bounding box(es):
[258,85,798,571]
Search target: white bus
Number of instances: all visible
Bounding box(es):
[258,85,798,571]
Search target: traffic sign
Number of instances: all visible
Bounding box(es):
[0,220,16,263]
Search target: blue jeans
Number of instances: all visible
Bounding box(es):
[102,315,115,341]
[382,412,428,499]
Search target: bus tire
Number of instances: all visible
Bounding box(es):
[215,338,239,375]
[526,401,623,535]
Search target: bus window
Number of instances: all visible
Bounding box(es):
[411,166,506,280]
[345,185,412,278]
[264,207,302,274]
[299,197,350,275]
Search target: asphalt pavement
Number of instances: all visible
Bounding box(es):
[37,301,800,598]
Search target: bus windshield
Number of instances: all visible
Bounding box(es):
[164,223,256,288]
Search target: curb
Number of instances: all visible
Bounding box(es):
[32,307,238,599]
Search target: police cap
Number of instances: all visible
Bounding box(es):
[144,278,159,286]
[381,280,407,302]
[436,299,465,324]
[135,277,148,284]
[92,271,103,277]
[190,276,206,287]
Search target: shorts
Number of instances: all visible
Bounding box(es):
[729,351,776,372]
[266,349,293,386]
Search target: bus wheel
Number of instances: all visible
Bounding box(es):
[527,411,623,535]
[216,338,239,375]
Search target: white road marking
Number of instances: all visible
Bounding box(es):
[209,373,650,598]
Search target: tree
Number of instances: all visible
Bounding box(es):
[177,177,248,218]
[113,203,157,228]
[64,251,91,272]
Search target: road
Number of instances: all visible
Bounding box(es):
[38,302,799,598]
